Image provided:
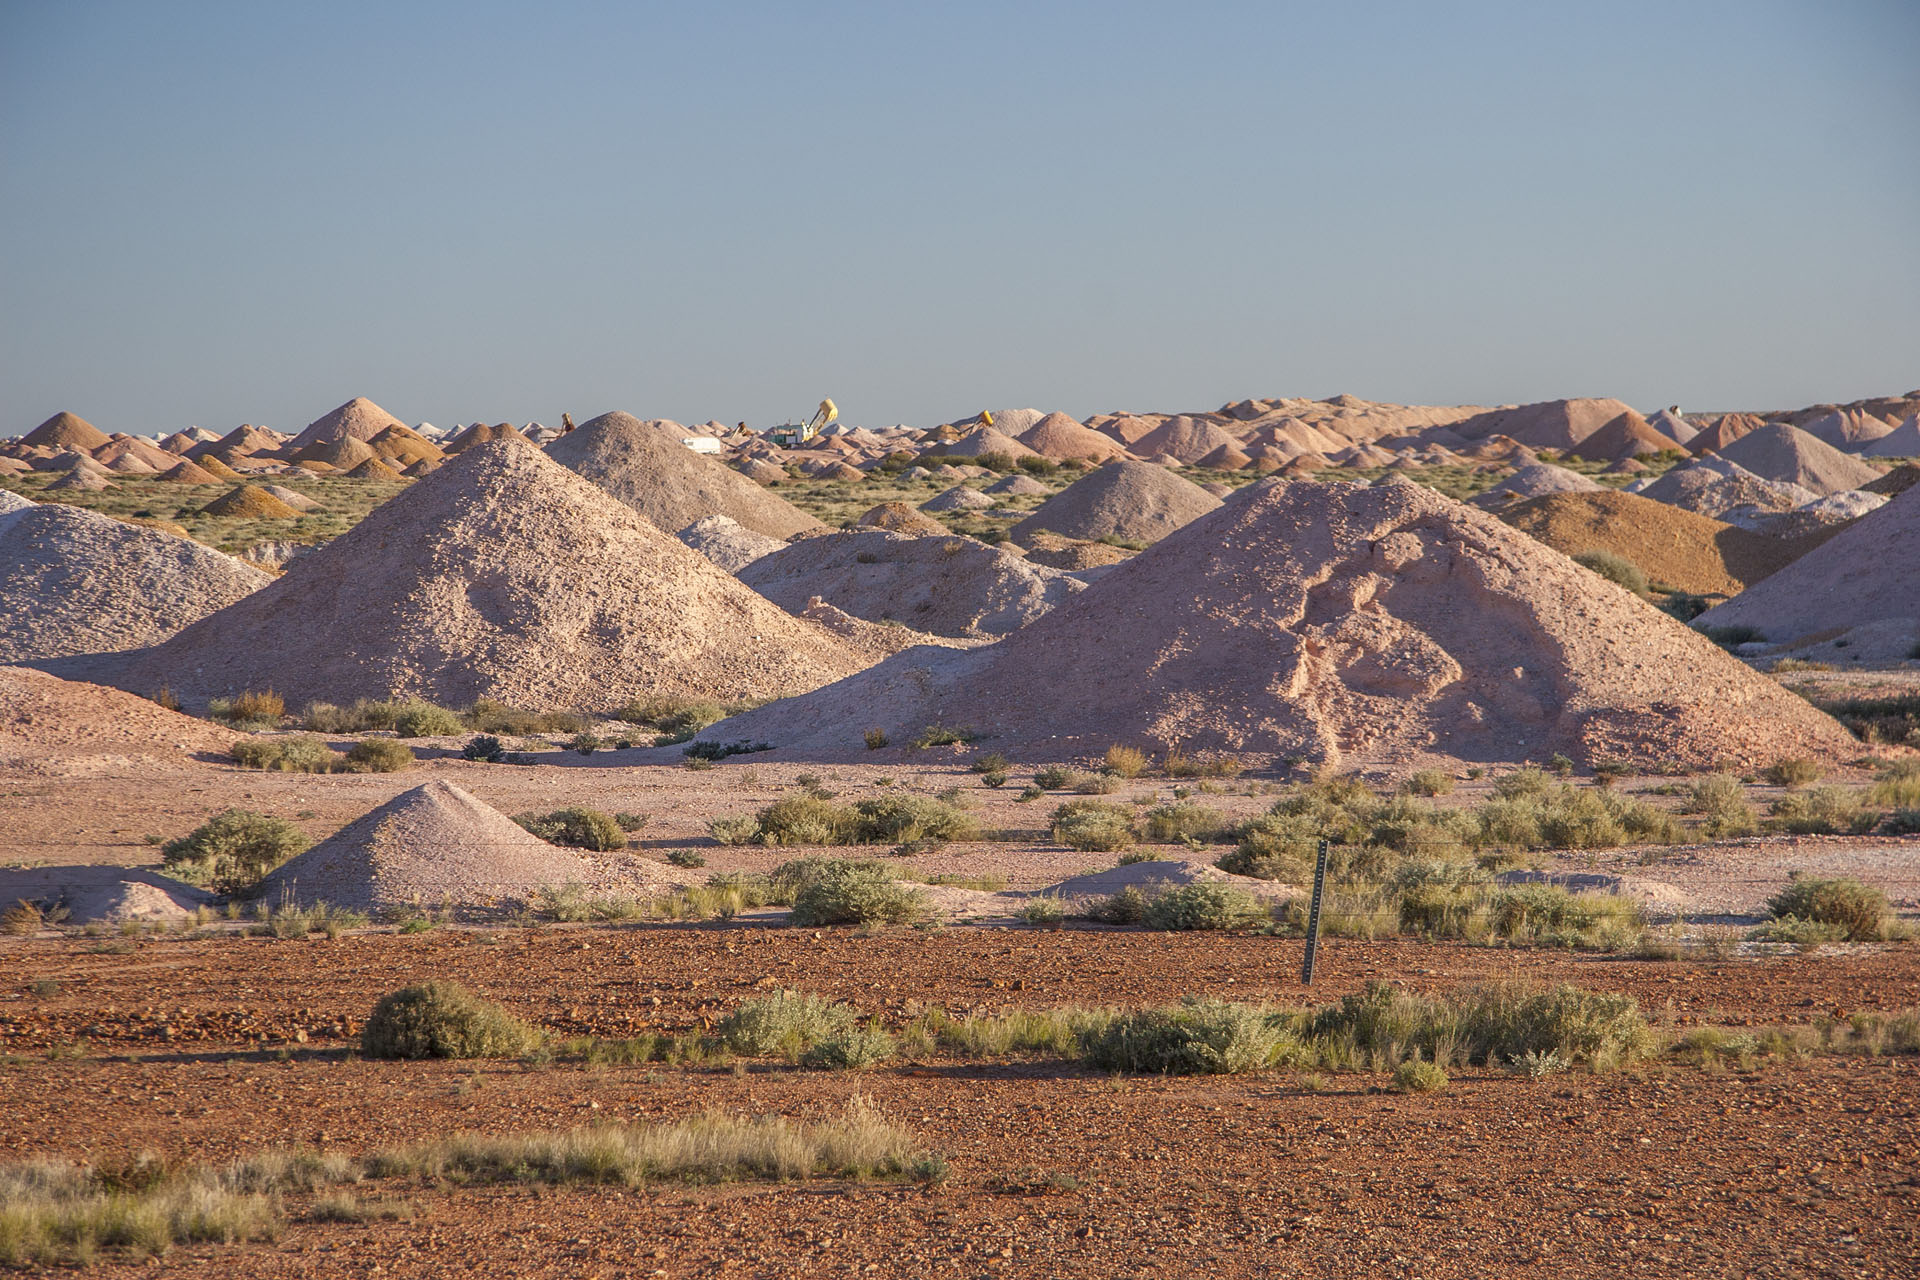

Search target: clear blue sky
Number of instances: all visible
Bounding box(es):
[3,1,1915,435]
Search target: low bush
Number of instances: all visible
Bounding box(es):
[1139,883,1271,932]
[1033,765,1073,790]
[683,738,771,761]
[360,982,541,1059]
[1086,885,1150,924]
[666,849,706,868]
[161,810,310,896]
[1079,1000,1291,1074]
[863,728,889,750]
[1051,800,1135,852]
[345,738,413,773]
[1764,757,1824,789]
[461,734,506,762]
[1685,773,1757,838]
[231,734,343,773]
[718,990,857,1057]
[785,860,928,927]
[1141,802,1226,843]
[464,700,584,736]
[1163,748,1244,779]
[1814,693,1920,748]
[1311,981,1653,1072]
[1765,877,1896,942]
[221,688,285,724]
[511,808,627,851]
[708,816,762,845]
[570,733,601,755]
[1391,1056,1449,1093]
[909,724,975,750]
[1869,760,1920,809]
[1573,549,1647,595]
[1402,770,1455,797]
[389,701,465,738]
[1768,787,1880,835]
[801,1025,897,1070]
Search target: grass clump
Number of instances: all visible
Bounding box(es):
[0,1160,277,1266]
[1141,802,1226,843]
[909,724,975,750]
[511,808,627,851]
[1685,773,1757,837]
[388,701,465,738]
[212,688,285,727]
[462,700,584,736]
[1868,759,1920,809]
[1764,757,1824,789]
[731,795,976,847]
[1402,770,1455,797]
[1139,883,1272,932]
[160,811,310,896]
[783,860,927,927]
[360,982,541,1060]
[344,739,413,773]
[1765,877,1901,942]
[801,1025,897,1070]
[1391,1056,1449,1093]
[1102,745,1147,778]
[1079,999,1292,1075]
[230,734,342,773]
[1050,800,1135,852]
[1310,981,1654,1072]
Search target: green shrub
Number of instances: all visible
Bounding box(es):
[968,752,1010,774]
[683,738,771,761]
[1764,757,1824,789]
[1868,761,1920,809]
[718,991,857,1057]
[1312,981,1653,1071]
[1747,916,1853,947]
[225,688,285,724]
[801,1025,897,1070]
[708,815,762,845]
[1102,745,1147,778]
[464,700,585,736]
[1019,897,1066,926]
[786,860,927,927]
[1079,1000,1290,1074]
[620,696,725,738]
[344,738,413,773]
[754,796,860,845]
[909,724,975,750]
[388,701,465,738]
[864,728,889,750]
[1141,803,1225,843]
[1765,877,1894,941]
[511,808,627,851]
[980,770,1008,788]
[1086,885,1150,924]
[851,795,977,843]
[1685,773,1757,837]
[161,810,310,896]
[461,734,506,763]
[1493,767,1552,800]
[1032,765,1073,790]
[1071,772,1120,794]
[570,733,602,755]
[1573,549,1647,595]
[666,849,705,869]
[1139,883,1271,931]
[231,734,344,772]
[1402,770,1455,797]
[360,982,541,1060]
[1768,787,1880,835]
[1391,1056,1450,1093]
[1050,800,1135,852]
[1487,885,1643,947]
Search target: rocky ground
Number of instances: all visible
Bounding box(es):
[1,929,1916,1278]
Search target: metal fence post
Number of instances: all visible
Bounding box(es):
[1300,838,1330,986]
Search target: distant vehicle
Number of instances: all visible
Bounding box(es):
[681,436,725,455]
[767,399,837,447]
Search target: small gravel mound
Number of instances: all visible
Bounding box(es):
[1011,460,1221,547]
[856,502,948,536]
[920,485,995,513]
[677,514,787,573]
[199,485,303,518]
[1471,463,1602,508]
[1714,424,1883,496]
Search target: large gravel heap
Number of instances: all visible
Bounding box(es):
[704,481,1853,769]
[253,781,667,913]
[285,397,408,452]
[739,528,1084,638]
[1713,424,1883,496]
[1694,484,1920,645]
[0,505,270,663]
[100,442,869,710]
[1011,460,1221,546]
[548,411,822,539]
[0,666,236,775]
[1636,457,1816,519]
[676,515,787,572]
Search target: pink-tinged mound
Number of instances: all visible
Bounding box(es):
[697,480,1853,770]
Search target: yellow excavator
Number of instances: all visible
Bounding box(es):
[768,398,837,447]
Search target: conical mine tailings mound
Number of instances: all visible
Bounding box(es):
[699,480,1854,769]
[0,666,237,773]
[1,505,270,663]
[1497,490,1814,597]
[547,412,822,539]
[252,780,666,914]
[1011,460,1221,546]
[286,397,408,452]
[98,441,870,710]
[21,412,110,452]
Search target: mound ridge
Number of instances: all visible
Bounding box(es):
[705,481,1853,769]
[252,781,654,913]
[97,442,868,710]
[0,666,237,772]
[1497,490,1811,597]
[1694,484,1920,644]
[0,505,270,663]
[1011,460,1221,546]
[738,528,1084,638]
[547,412,821,539]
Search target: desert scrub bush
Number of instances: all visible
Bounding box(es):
[213,688,284,725]
[460,734,506,762]
[1102,745,1147,778]
[1768,787,1880,835]
[1492,767,1553,800]
[0,1160,278,1266]
[1814,692,1920,748]
[801,1025,897,1070]
[1765,877,1898,942]
[1050,799,1135,852]
[1764,757,1824,789]
[683,738,771,761]
[1485,885,1644,949]
[968,751,1010,774]
[1402,769,1455,797]
[160,810,310,896]
[1391,1055,1450,1093]
[1572,549,1647,595]
[718,990,857,1057]
[360,982,541,1060]
[253,900,367,940]
[1079,999,1294,1074]
[344,738,412,773]
[850,795,978,844]
[785,860,927,927]
[1086,885,1150,924]
[707,815,762,846]
[230,733,342,773]
[908,724,975,750]
[1684,773,1757,837]
[1032,765,1073,790]
[863,727,889,750]
[463,700,584,736]
[378,700,463,738]
[1018,896,1066,926]
[1869,759,1920,809]
[1310,981,1653,1072]
[666,849,706,869]
[1141,802,1226,843]
[511,808,627,851]
[1163,748,1244,779]
[1140,883,1272,932]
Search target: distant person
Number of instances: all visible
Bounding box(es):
[562,412,575,434]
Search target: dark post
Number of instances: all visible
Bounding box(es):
[1300,837,1330,986]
